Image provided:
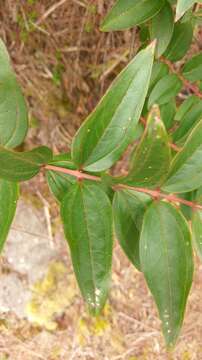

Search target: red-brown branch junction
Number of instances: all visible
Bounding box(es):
[45,164,202,210]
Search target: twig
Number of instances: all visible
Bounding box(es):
[36,0,68,26]
[44,165,202,210]
[100,50,129,81]
[36,190,55,249]
[160,56,202,100]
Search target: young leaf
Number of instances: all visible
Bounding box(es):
[0,179,18,251]
[72,43,155,172]
[176,0,195,21]
[0,39,28,148]
[150,1,174,57]
[101,0,164,32]
[192,187,202,261]
[182,53,202,82]
[163,119,202,193]
[140,201,193,347]
[164,22,193,61]
[0,146,52,182]
[121,106,171,188]
[148,74,182,108]
[46,154,77,202]
[113,189,151,271]
[61,181,113,314]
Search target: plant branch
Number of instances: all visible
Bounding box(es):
[44,164,202,210]
[160,56,202,100]
[45,164,102,182]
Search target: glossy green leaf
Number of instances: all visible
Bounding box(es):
[0,146,52,182]
[160,100,176,130]
[164,22,193,61]
[149,62,169,92]
[0,39,28,148]
[150,1,174,57]
[140,201,193,347]
[173,98,202,143]
[46,154,77,202]
[101,0,164,32]
[163,119,202,193]
[122,106,171,188]
[0,179,18,252]
[72,43,155,172]
[48,153,75,168]
[179,191,196,220]
[192,187,202,261]
[113,189,151,271]
[182,53,202,82]
[174,95,199,122]
[148,74,182,108]
[176,0,195,21]
[61,181,113,314]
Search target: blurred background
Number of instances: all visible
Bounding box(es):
[0,1,202,359]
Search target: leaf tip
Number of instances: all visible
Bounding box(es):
[175,11,182,22]
[100,19,109,32]
[149,39,157,54]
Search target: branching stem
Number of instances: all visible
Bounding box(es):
[160,56,202,100]
[45,164,202,210]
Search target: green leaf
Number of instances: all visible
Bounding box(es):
[160,100,176,130]
[61,181,113,314]
[163,119,202,193]
[179,191,196,220]
[150,1,174,57]
[0,179,18,252]
[182,53,202,82]
[0,39,28,148]
[192,187,202,261]
[173,98,202,143]
[176,0,195,21]
[149,62,169,92]
[101,0,164,32]
[148,74,182,108]
[48,153,75,168]
[164,22,193,62]
[113,189,151,271]
[72,43,155,172]
[140,201,193,347]
[174,95,199,122]
[46,154,77,202]
[121,106,171,188]
[0,146,52,182]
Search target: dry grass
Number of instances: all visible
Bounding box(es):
[0,1,202,359]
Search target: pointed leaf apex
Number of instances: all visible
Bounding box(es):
[175,12,182,22]
[149,39,157,54]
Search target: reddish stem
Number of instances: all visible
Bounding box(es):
[44,165,202,210]
[169,143,182,152]
[45,164,101,182]
[160,56,202,100]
